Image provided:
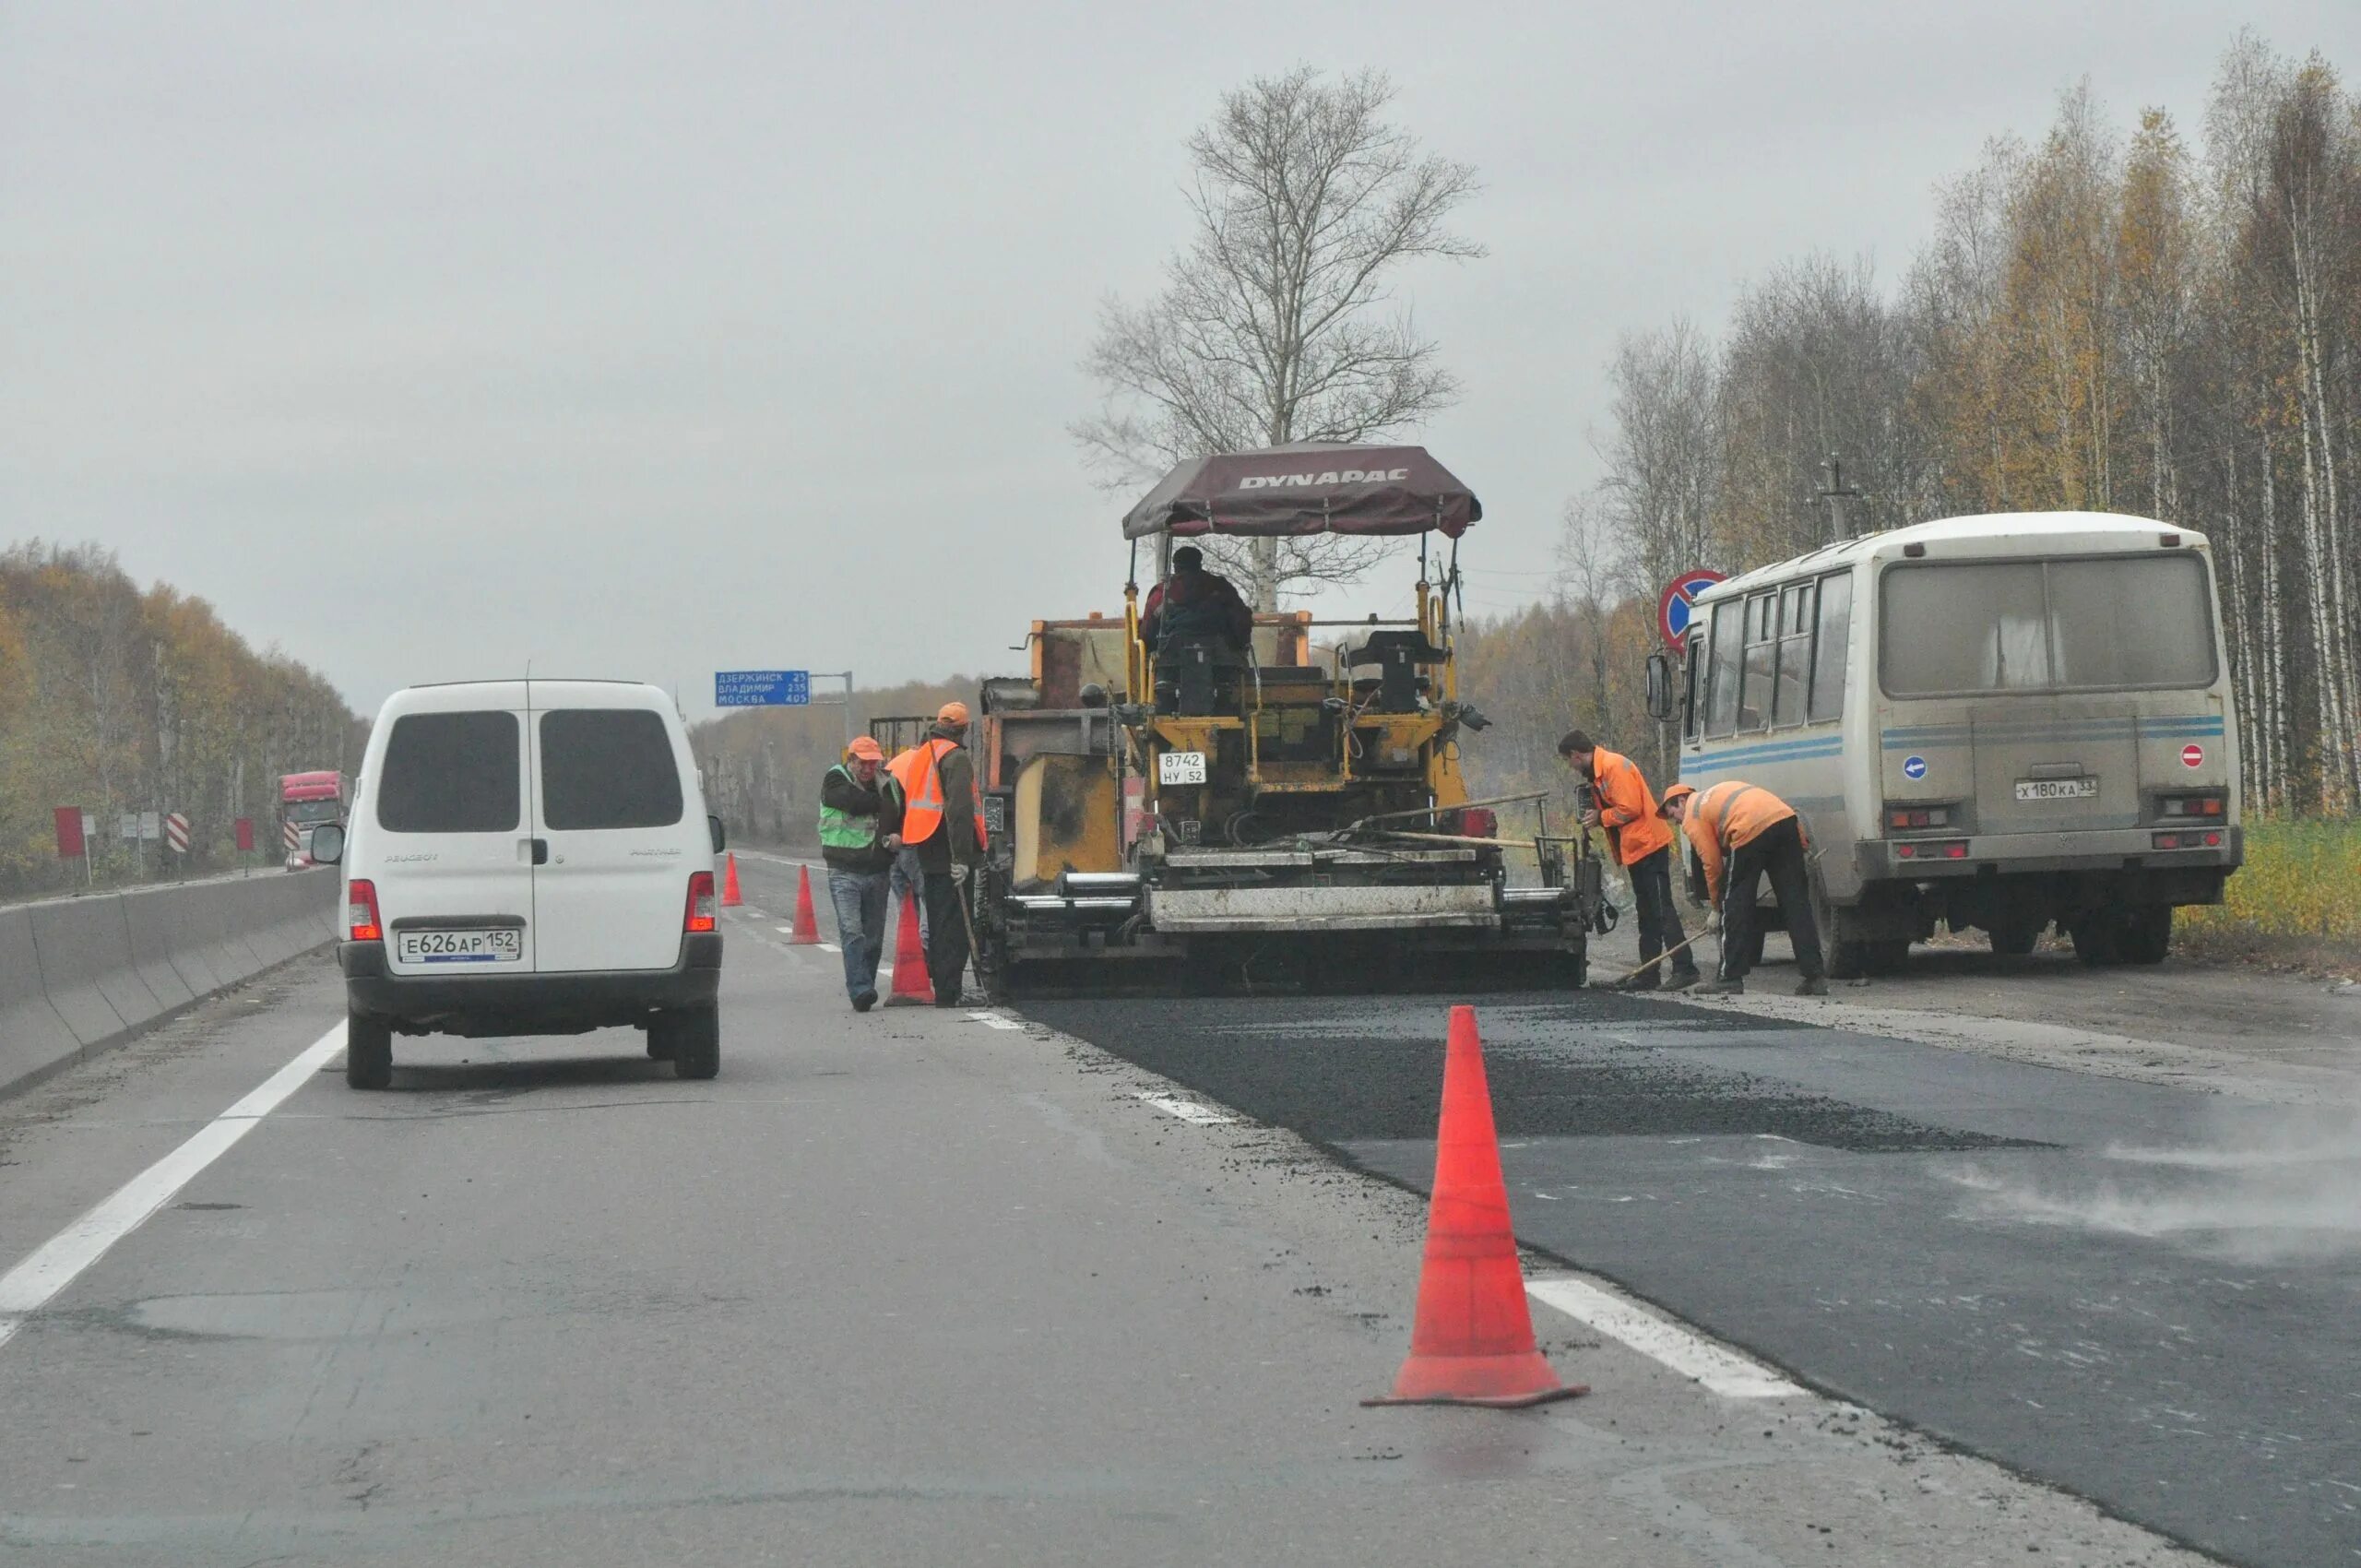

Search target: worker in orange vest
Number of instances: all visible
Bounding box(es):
[1560,730,1698,992]
[889,701,986,1006]
[1660,780,1827,997]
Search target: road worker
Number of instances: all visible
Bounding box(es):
[890,701,986,1007]
[818,735,904,1013]
[1559,729,1698,992]
[1659,780,1827,997]
[1139,544,1253,661]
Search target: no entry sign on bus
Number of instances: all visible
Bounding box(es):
[1657,569,1726,650]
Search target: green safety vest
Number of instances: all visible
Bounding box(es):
[818,766,898,852]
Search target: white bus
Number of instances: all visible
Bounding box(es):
[1648,512,2242,978]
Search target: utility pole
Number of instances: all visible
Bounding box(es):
[1818,454,1862,544]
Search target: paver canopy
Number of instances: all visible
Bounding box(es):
[1121,443,1480,540]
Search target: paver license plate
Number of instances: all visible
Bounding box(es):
[397,928,523,965]
[1158,751,1208,785]
[2014,778,2097,802]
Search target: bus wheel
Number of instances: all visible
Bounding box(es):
[2071,917,2122,967]
[1808,870,1870,980]
[2119,908,2172,966]
[1866,940,1912,975]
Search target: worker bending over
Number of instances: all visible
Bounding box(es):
[890,701,985,1007]
[1558,729,1697,992]
[1659,781,1827,997]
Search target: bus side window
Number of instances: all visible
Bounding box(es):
[1809,570,1852,721]
[1774,580,1815,725]
[1738,591,1774,731]
[1705,603,1742,736]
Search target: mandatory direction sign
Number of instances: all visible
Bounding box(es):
[715,670,811,708]
[1656,569,1727,650]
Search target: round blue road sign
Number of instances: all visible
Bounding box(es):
[1657,569,1727,650]
[1903,755,1928,781]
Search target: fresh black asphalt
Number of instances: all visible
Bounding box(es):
[1022,990,2361,1568]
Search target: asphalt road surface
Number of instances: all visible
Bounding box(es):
[0,846,2330,1566]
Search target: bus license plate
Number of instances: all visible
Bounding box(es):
[397,928,523,965]
[1158,751,1208,785]
[2014,778,2096,802]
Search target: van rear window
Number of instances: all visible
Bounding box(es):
[376,711,521,834]
[539,709,683,831]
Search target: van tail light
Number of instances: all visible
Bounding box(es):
[348,880,384,943]
[684,871,718,933]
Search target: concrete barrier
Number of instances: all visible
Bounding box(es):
[0,908,81,1095]
[0,871,338,1099]
[27,895,152,1047]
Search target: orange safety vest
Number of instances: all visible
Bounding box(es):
[1679,780,1798,904]
[889,738,987,850]
[1590,747,1672,867]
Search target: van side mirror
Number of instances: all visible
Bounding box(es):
[708,814,727,854]
[309,823,346,865]
[1643,651,1677,722]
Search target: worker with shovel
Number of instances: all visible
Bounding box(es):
[890,702,986,1008]
[1659,781,1827,997]
[1560,731,1699,992]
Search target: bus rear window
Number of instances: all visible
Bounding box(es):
[1880,554,2215,697]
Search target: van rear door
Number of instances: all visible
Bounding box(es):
[372,697,538,975]
[528,690,696,973]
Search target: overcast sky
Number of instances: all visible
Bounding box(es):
[3,2,2352,719]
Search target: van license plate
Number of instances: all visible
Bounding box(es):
[397,929,523,965]
[1158,751,1208,785]
[2014,778,2096,802]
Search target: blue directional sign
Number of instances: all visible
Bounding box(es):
[1903,755,1928,781]
[715,670,810,707]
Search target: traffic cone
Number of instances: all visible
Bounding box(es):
[789,865,821,944]
[720,853,743,908]
[885,894,934,1005]
[1365,1005,1586,1408]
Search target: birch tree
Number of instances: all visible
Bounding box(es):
[1074,67,1484,610]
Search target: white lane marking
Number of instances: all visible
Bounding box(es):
[775,924,795,935]
[818,942,841,954]
[0,1022,347,1352]
[1134,1092,1237,1125]
[1525,1276,1805,1399]
[966,1011,1023,1031]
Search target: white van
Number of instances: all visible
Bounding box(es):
[312,680,726,1087]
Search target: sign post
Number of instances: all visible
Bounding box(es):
[1656,569,1727,652]
[714,670,812,708]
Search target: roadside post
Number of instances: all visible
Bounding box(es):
[235,816,255,876]
[53,807,93,886]
[164,812,190,880]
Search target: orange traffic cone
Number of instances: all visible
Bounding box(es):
[789,865,821,944]
[1365,1005,1586,1408]
[720,853,743,908]
[884,894,934,1005]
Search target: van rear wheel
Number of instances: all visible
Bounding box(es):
[346,1011,392,1090]
[670,1005,720,1080]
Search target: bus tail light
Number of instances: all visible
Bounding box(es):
[348,880,384,943]
[1896,840,1969,861]
[2153,831,2225,850]
[1886,804,1954,831]
[684,872,718,933]
[2159,794,2225,819]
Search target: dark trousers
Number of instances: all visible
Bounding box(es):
[920,872,972,1004]
[1627,846,1696,984]
[1721,818,1824,982]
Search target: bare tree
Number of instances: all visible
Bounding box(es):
[1074,66,1484,609]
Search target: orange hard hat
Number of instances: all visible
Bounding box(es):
[936,700,970,726]
[847,735,884,761]
[1658,782,1696,813]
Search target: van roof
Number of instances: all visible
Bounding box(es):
[374,679,673,718]
[1700,511,2210,603]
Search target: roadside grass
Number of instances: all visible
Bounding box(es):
[2180,817,2361,980]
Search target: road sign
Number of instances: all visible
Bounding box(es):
[235,817,255,852]
[715,670,811,707]
[283,819,303,853]
[2181,743,2204,769]
[164,813,190,853]
[1656,570,1727,650]
[1902,755,1928,781]
[120,811,160,842]
[53,807,84,860]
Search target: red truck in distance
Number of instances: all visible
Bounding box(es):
[279,771,347,870]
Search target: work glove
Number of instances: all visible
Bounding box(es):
[949,863,971,886]
[1704,910,1723,934]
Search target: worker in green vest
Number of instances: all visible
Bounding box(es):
[819,735,905,1012]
